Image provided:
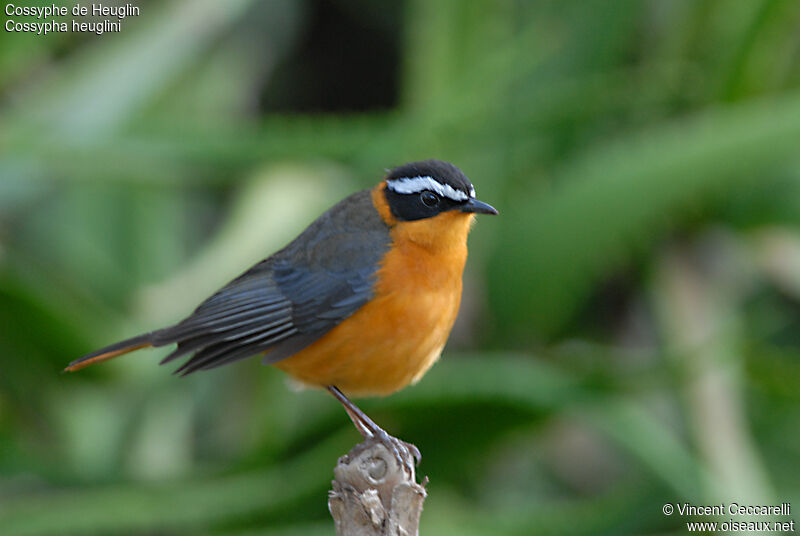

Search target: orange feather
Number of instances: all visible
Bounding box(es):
[273,184,474,396]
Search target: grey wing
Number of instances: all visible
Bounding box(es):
[154,189,390,374]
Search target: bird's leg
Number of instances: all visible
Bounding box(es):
[326,386,421,475]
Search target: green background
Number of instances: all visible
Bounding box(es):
[2,1,800,534]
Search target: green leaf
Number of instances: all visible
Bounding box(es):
[489,91,800,337]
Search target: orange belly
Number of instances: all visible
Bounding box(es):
[273,212,471,397]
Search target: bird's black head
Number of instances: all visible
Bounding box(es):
[383,159,497,222]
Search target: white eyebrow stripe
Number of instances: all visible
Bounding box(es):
[386,176,473,202]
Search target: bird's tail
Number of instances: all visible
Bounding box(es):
[64,333,154,372]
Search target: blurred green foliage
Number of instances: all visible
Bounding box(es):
[2,0,800,534]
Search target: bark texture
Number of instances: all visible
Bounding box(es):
[329,438,427,535]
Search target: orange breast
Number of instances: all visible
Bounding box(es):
[273,188,474,397]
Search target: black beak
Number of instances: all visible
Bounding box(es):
[460,198,498,215]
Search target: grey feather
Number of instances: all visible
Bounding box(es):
[153,188,391,374]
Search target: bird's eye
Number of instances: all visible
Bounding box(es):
[420,191,440,207]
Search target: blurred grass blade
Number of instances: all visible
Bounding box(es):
[389,355,703,498]
[0,431,352,536]
[6,0,256,137]
[490,90,800,337]
[576,398,705,500]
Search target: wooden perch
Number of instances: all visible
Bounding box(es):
[329,437,427,535]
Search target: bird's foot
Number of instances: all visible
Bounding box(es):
[372,427,421,477]
[327,385,420,477]
[346,425,420,478]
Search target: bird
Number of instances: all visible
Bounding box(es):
[66,159,498,469]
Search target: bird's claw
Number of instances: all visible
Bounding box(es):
[326,385,421,477]
[372,428,420,477]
